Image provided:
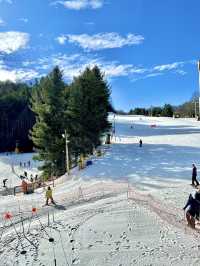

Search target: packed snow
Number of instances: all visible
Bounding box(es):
[1,115,200,265]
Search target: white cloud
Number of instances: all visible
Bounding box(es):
[0,31,29,54]
[175,69,187,75]
[0,18,5,26]
[0,65,39,82]
[153,62,185,72]
[102,63,133,78]
[145,72,163,78]
[57,32,144,50]
[33,53,146,80]
[20,54,192,84]
[56,35,67,45]
[53,0,103,10]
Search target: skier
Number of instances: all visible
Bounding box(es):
[35,174,38,181]
[3,178,8,187]
[28,161,31,168]
[22,180,28,194]
[19,162,22,167]
[192,164,199,187]
[183,188,200,229]
[139,139,143,147]
[30,176,33,183]
[45,186,55,205]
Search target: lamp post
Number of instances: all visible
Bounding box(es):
[113,114,116,134]
[194,101,198,118]
[198,60,200,120]
[62,130,70,175]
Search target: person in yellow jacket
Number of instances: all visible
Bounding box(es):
[45,186,55,205]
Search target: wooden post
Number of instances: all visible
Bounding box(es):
[47,212,50,226]
[78,186,84,201]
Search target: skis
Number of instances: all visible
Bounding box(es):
[42,202,57,207]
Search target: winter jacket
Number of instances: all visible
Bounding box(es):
[46,189,52,198]
[192,167,197,178]
[183,192,200,218]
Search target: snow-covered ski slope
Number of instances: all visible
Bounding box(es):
[0,152,41,188]
[78,115,200,190]
[1,115,200,266]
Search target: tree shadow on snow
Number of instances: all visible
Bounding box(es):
[116,122,200,138]
[80,143,200,187]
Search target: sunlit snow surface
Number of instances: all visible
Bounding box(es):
[1,115,200,266]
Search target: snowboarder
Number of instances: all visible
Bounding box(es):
[19,161,22,167]
[192,164,199,187]
[139,139,143,147]
[28,161,31,168]
[3,178,8,187]
[24,162,26,168]
[183,188,200,229]
[45,186,55,205]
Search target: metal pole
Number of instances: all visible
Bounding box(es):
[199,70,200,118]
[65,130,70,175]
[197,60,200,120]
[48,212,50,226]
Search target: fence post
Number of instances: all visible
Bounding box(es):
[101,181,104,197]
[47,212,50,226]
[127,180,130,200]
[52,212,55,223]
[78,186,84,201]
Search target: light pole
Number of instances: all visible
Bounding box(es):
[113,114,116,134]
[62,130,70,175]
[198,60,200,120]
[194,101,197,118]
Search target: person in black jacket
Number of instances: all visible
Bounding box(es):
[192,164,199,186]
[183,189,200,229]
[3,179,8,187]
[139,139,142,148]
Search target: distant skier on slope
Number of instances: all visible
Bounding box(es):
[3,178,8,187]
[183,188,200,229]
[139,139,143,147]
[45,186,56,205]
[192,164,199,187]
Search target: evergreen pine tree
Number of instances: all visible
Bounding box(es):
[161,104,174,117]
[68,66,111,158]
[30,67,66,177]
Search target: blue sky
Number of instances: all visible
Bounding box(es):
[0,0,200,110]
